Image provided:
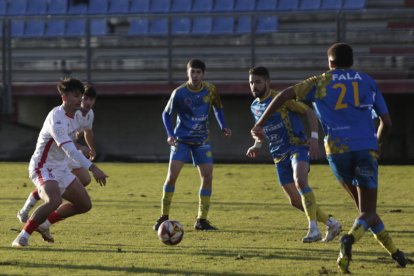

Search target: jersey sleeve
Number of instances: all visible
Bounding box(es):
[284,100,309,114]
[49,113,72,147]
[164,89,177,115]
[207,83,223,109]
[84,110,94,130]
[373,89,389,116]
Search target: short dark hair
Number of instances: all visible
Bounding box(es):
[327,43,354,68]
[57,78,84,96]
[249,66,270,80]
[187,59,206,72]
[84,84,97,98]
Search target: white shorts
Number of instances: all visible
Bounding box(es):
[68,159,82,171]
[29,165,76,196]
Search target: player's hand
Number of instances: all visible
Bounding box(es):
[89,164,108,186]
[251,126,265,142]
[223,128,232,138]
[88,148,96,161]
[246,146,260,158]
[167,136,177,146]
[307,138,319,160]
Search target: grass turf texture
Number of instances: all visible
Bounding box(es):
[0,162,413,275]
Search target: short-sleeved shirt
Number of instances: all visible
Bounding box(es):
[292,69,389,155]
[74,109,94,134]
[251,89,309,161]
[164,81,223,144]
[29,105,83,170]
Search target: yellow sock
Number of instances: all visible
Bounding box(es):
[161,184,175,216]
[371,225,397,255]
[348,219,367,243]
[316,206,329,225]
[300,188,317,222]
[198,189,212,219]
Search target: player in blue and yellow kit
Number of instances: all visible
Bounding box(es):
[251,43,411,273]
[153,59,231,231]
[247,66,342,243]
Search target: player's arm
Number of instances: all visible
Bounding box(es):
[304,107,320,160]
[246,140,262,158]
[373,90,392,152]
[213,107,231,138]
[84,129,96,160]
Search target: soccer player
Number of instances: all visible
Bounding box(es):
[12,78,107,247]
[17,84,98,225]
[153,59,232,231]
[251,43,411,272]
[247,66,342,243]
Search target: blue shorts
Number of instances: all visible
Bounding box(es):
[274,147,309,186]
[170,141,213,165]
[327,150,378,189]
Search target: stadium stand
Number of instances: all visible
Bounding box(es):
[212,17,234,34]
[45,19,65,37]
[256,16,278,33]
[256,0,278,11]
[0,0,6,16]
[235,16,251,34]
[192,16,213,34]
[91,18,108,36]
[213,0,234,12]
[171,0,193,13]
[11,19,24,37]
[26,0,48,15]
[149,18,168,35]
[108,0,129,14]
[48,0,68,15]
[320,0,343,10]
[88,0,110,14]
[128,18,149,35]
[66,19,86,36]
[234,0,256,11]
[192,0,213,12]
[278,0,299,10]
[299,0,321,10]
[172,17,191,34]
[150,0,171,13]
[24,19,45,37]
[130,0,150,13]
[7,0,27,16]
[343,0,366,9]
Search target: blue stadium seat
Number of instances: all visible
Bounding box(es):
[66,19,86,36]
[149,18,168,35]
[128,18,149,35]
[212,17,234,34]
[278,0,299,10]
[256,16,278,33]
[0,0,7,16]
[8,0,27,15]
[11,20,25,37]
[150,0,170,13]
[172,17,191,34]
[130,0,150,13]
[88,0,109,14]
[0,21,2,37]
[192,17,212,34]
[68,1,88,15]
[91,19,108,36]
[192,0,213,12]
[171,0,192,13]
[256,0,278,11]
[321,0,343,10]
[24,19,45,37]
[234,0,256,11]
[236,16,252,34]
[45,19,65,37]
[213,0,234,12]
[108,0,129,14]
[343,0,365,9]
[26,0,48,15]
[48,0,68,15]
[299,0,321,10]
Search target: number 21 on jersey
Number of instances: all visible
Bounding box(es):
[333,82,360,110]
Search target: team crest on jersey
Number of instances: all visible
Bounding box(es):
[254,109,262,116]
[184,97,192,106]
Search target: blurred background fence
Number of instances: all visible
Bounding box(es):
[1,0,414,163]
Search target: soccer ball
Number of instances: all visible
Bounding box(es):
[157,220,184,245]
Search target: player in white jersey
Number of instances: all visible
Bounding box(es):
[17,85,98,225]
[12,78,107,247]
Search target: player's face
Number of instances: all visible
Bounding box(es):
[63,90,82,113]
[187,67,204,88]
[81,96,95,112]
[249,74,269,98]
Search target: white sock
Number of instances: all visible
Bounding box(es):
[20,230,30,239]
[21,193,38,213]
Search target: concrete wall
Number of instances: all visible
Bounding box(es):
[5,93,414,163]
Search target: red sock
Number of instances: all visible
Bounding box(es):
[47,211,64,224]
[23,220,39,235]
[32,189,40,200]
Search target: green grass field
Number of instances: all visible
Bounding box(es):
[0,162,413,275]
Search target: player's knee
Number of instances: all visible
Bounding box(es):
[82,175,92,187]
[44,197,62,209]
[77,200,92,214]
[290,199,303,211]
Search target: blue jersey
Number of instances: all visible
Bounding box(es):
[251,90,309,161]
[293,69,389,155]
[164,81,223,144]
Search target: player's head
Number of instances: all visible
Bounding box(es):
[81,84,97,112]
[249,66,270,99]
[187,59,205,88]
[57,78,84,112]
[327,43,354,69]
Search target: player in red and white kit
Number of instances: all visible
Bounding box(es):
[12,78,107,247]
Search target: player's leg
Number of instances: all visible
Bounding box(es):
[17,189,41,223]
[12,180,62,247]
[193,143,216,230]
[153,142,188,230]
[72,167,91,187]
